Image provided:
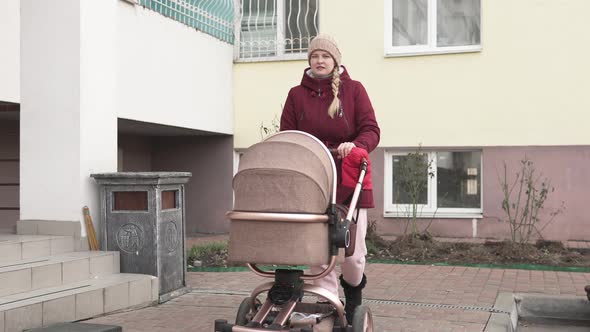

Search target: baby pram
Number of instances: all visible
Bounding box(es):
[214,130,373,332]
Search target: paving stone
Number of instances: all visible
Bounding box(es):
[81,262,590,332]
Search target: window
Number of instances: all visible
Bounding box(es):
[384,150,482,218]
[236,0,319,61]
[384,0,481,56]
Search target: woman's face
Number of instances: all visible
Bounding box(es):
[309,50,335,77]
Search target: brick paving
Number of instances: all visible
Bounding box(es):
[85,262,590,332]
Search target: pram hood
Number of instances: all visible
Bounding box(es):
[233,130,336,214]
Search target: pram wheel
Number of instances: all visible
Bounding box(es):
[235,296,259,325]
[351,305,373,332]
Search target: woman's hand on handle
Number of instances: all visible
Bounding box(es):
[337,142,356,159]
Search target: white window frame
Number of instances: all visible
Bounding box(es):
[233,150,244,176]
[234,0,319,62]
[232,150,245,206]
[384,150,483,219]
[383,0,482,57]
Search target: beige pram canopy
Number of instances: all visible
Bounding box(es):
[228,131,338,266]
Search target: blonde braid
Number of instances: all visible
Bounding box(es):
[328,69,341,118]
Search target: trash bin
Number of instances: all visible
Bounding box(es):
[91,172,192,302]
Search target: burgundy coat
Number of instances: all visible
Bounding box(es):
[280,66,380,208]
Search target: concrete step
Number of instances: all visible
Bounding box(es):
[0,235,75,262]
[0,251,120,298]
[0,273,158,332]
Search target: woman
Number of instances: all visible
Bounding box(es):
[280,33,380,322]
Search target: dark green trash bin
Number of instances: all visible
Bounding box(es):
[91,172,192,302]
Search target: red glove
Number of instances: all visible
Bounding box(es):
[341,147,372,190]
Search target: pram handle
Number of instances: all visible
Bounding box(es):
[328,147,340,159]
[328,148,369,165]
[328,147,369,222]
[328,148,369,240]
[345,157,368,221]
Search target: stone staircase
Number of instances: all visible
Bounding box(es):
[0,234,158,332]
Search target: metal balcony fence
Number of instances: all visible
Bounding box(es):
[139,0,234,44]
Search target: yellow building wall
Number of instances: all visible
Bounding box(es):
[234,0,590,148]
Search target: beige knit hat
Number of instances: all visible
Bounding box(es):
[308,34,342,66]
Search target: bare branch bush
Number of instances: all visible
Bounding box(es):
[260,113,280,141]
[498,158,565,244]
[394,145,435,238]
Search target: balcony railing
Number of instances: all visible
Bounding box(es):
[139,0,234,44]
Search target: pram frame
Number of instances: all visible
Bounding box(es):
[219,131,371,331]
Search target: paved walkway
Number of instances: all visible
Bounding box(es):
[86,262,590,331]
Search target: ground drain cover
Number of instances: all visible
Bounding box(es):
[190,289,510,315]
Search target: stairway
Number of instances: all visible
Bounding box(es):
[0,234,158,332]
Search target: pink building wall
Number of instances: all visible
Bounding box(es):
[371,146,590,242]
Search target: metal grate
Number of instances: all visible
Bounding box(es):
[139,0,234,44]
[236,0,319,60]
[189,289,511,315]
[364,298,511,315]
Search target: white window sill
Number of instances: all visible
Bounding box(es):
[385,46,482,58]
[384,210,483,219]
[234,53,308,63]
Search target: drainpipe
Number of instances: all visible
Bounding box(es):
[472,218,478,238]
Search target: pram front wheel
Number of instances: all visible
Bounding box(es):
[351,305,373,332]
[235,296,259,326]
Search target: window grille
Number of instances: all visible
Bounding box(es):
[236,0,319,60]
[139,0,234,44]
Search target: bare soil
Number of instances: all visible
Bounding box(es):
[188,248,231,268]
[189,233,590,269]
[366,232,590,268]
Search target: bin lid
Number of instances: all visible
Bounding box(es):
[91,172,192,185]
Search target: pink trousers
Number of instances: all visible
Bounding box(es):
[311,209,368,296]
